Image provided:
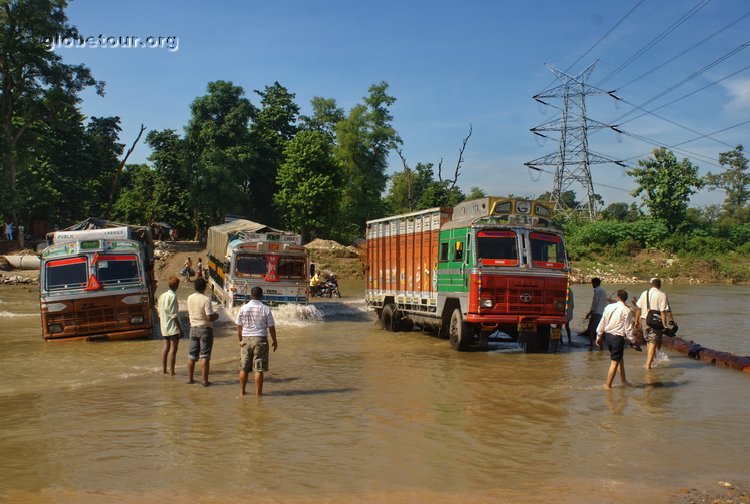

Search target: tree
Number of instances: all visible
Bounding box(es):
[110,164,158,225]
[705,145,750,221]
[248,82,300,226]
[601,202,642,222]
[0,0,103,219]
[299,96,344,137]
[335,82,400,240]
[274,130,341,241]
[185,80,254,236]
[628,147,703,233]
[539,190,579,210]
[465,187,486,200]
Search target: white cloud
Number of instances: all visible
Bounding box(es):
[723,78,750,108]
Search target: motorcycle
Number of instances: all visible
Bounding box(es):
[312,276,340,298]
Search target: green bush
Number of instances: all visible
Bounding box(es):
[730,223,750,246]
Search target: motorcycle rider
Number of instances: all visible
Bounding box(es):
[309,270,321,296]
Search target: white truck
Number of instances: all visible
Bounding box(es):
[205,219,309,308]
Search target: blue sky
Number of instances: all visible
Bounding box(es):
[59,0,750,208]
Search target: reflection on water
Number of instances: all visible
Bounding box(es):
[1,282,749,503]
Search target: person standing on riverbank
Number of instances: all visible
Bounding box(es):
[158,276,183,375]
[235,286,278,397]
[186,277,218,386]
[634,278,674,370]
[596,289,633,389]
[585,277,607,349]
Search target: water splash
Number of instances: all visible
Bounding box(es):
[273,304,324,326]
[0,311,36,318]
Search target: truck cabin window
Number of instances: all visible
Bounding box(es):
[96,255,140,285]
[45,257,88,290]
[236,255,267,277]
[453,241,464,261]
[277,257,305,279]
[476,230,519,266]
[529,232,566,269]
[439,242,449,262]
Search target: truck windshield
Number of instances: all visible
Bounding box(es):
[529,232,566,269]
[96,255,141,285]
[277,257,305,279]
[45,257,88,290]
[236,255,267,277]
[476,230,519,266]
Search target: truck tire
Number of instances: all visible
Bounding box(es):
[381,303,399,332]
[520,325,551,353]
[449,307,470,351]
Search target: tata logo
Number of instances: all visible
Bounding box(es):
[520,293,532,303]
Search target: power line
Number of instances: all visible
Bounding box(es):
[616,60,750,133]
[611,40,750,125]
[596,0,712,87]
[616,11,750,91]
[539,0,645,94]
[621,118,750,162]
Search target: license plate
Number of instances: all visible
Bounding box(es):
[518,323,537,333]
[551,327,561,340]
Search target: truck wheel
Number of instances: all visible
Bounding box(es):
[449,307,469,351]
[381,303,400,332]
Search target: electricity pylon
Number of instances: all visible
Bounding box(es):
[525,62,622,219]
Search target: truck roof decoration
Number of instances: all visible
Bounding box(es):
[448,197,556,228]
[50,226,131,245]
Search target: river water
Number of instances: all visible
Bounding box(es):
[1,280,749,503]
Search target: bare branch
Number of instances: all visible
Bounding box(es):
[104,124,147,219]
[447,124,472,192]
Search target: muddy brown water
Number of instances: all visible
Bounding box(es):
[1,280,749,503]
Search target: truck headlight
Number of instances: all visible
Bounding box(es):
[48,323,63,334]
[480,298,493,308]
[130,315,144,325]
[554,300,566,311]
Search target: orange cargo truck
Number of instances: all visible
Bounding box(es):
[365,197,570,352]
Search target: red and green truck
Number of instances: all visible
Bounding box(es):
[365,197,569,352]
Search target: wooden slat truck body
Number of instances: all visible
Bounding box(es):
[365,197,570,352]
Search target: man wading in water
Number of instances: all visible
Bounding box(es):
[235,286,278,397]
[595,289,634,390]
[186,278,218,386]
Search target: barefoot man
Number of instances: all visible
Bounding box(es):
[158,275,183,375]
[186,277,218,386]
[595,289,634,390]
[235,287,278,397]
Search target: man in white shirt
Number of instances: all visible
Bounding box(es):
[186,277,218,386]
[235,286,278,397]
[596,289,634,389]
[585,277,607,349]
[158,275,183,375]
[634,277,674,370]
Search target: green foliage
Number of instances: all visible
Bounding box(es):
[274,130,342,241]
[0,0,104,219]
[466,187,486,200]
[600,202,642,222]
[185,80,255,232]
[628,147,703,233]
[335,82,400,240]
[704,145,750,218]
[564,218,668,250]
[729,223,750,246]
[248,82,300,225]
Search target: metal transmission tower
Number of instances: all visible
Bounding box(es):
[525,62,622,219]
